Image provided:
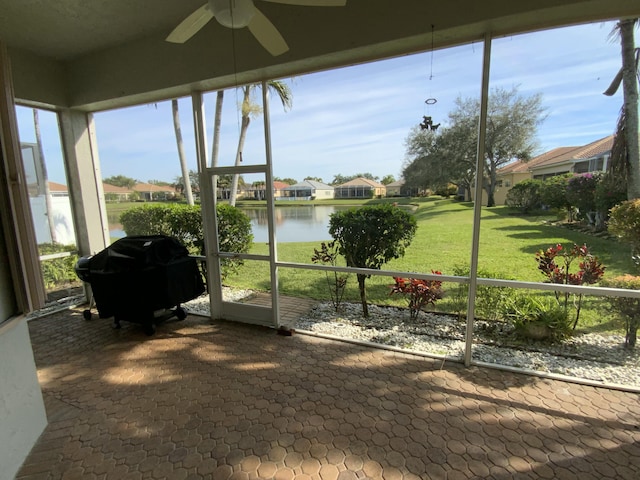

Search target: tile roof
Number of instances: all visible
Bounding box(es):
[571,135,614,159]
[132,182,176,193]
[285,180,334,190]
[385,180,405,187]
[498,135,614,174]
[102,182,132,193]
[337,177,386,188]
[522,146,582,169]
[47,181,68,192]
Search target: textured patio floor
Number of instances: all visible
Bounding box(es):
[16,299,640,479]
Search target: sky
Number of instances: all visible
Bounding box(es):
[15,20,626,187]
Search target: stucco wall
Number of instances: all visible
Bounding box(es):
[30,195,77,245]
[0,222,46,480]
[315,189,334,200]
[0,319,47,480]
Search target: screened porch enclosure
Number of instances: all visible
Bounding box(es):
[12,23,640,375]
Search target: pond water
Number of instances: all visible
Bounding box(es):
[243,205,352,243]
[109,205,352,243]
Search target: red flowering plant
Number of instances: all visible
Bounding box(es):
[390,271,443,321]
[535,243,605,330]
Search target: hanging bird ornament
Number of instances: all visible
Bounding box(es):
[420,26,440,131]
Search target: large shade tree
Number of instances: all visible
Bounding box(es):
[103,175,137,188]
[403,86,545,206]
[403,126,475,201]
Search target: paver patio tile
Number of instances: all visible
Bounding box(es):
[13,306,640,480]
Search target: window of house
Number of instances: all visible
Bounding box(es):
[574,161,589,173]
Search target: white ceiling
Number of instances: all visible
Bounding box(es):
[0,0,202,60]
[1,0,638,111]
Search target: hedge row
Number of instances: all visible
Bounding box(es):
[120,203,253,279]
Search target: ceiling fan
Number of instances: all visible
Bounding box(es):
[166,0,347,56]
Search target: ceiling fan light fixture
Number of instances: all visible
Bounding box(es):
[209,0,256,29]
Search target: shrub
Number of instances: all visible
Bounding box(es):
[594,173,627,215]
[390,272,443,321]
[600,275,640,349]
[593,173,627,230]
[215,204,253,277]
[311,241,348,312]
[38,243,79,289]
[501,295,572,341]
[451,266,517,320]
[535,243,605,330]
[539,174,573,219]
[566,173,599,222]
[329,204,417,317]
[609,199,640,265]
[434,183,458,198]
[120,203,252,279]
[121,203,173,237]
[505,179,542,213]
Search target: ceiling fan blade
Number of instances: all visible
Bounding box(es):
[166,4,215,43]
[261,0,346,6]
[248,8,289,56]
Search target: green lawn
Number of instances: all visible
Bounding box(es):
[225,197,634,332]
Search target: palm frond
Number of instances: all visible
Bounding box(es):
[609,106,628,182]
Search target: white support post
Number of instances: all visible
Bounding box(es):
[0,41,46,312]
[262,81,280,328]
[58,110,109,257]
[191,92,224,319]
[464,33,492,367]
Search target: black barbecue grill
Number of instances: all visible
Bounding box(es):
[75,235,205,335]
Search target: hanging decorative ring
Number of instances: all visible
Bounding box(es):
[425,98,437,105]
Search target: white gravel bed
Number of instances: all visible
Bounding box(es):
[182,287,254,315]
[174,292,640,389]
[295,302,640,389]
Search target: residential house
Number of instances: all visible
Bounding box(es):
[132,182,176,201]
[245,181,290,200]
[385,179,421,197]
[334,177,386,199]
[530,135,613,180]
[0,3,633,478]
[494,135,614,205]
[102,182,133,202]
[282,180,334,200]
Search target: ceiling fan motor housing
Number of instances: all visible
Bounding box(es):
[209,0,256,29]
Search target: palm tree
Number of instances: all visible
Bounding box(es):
[171,99,195,205]
[211,90,224,168]
[605,19,640,199]
[228,81,292,206]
